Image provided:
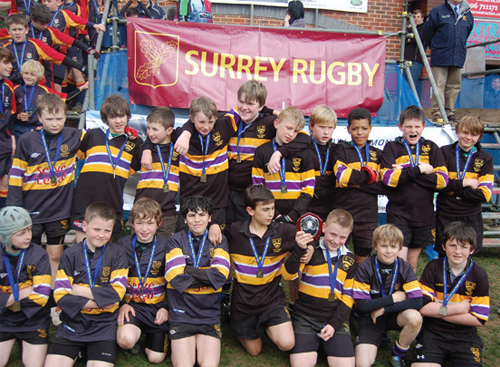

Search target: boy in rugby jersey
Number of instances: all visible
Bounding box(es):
[165,196,230,367]
[252,106,315,223]
[0,207,51,367]
[116,198,169,363]
[380,105,448,272]
[435,115,493,256]
[134,107,179,239]
[353,224,423,367]
[226,184,312,356]
[412,222,489,367]
[71,94,143,243]
[7,93,83,284]
[286,209,357,367]
[333,108,389,264]
[46,202,128,367]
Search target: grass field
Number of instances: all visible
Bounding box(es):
[7,246,500,366]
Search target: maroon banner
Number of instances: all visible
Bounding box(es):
[127,18,386,117]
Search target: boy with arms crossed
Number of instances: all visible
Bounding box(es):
[226,184,311,356]
[46,202,128,367]
[287,209,357,367]
[380,105,448,271]
[165,196,230,367]
[436,115,493,255]
[412,222,489,366]
[0,207,51,367]
[116,198,169,363]
[333,108,389,264]
[353,224,423,367]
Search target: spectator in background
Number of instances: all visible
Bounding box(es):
[423,0,473,123]
[404,9,426,88]
[120,0,165,19]
[284,0,305,28]
[484,75,500,109]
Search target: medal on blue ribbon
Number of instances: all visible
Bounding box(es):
[132,235,157,295]
[236,120,253,163]
[455,145,476,180]
[82,240,106,288]
[13,40,27,75]
[249,236,271,278]
[271,140,287,193]
[105,129,128,179]
[402,140,420,167]
[156,143,173,192]
[3,248,27,312]
[198,132,210,183]
[324,245,341,302]
[0,82,6,121]
[23,84,36,117]
[439,257,474,316]
[187,230,208,268]
[312,140,330,175]
[39,129,63,185]
[374,257,399,297]
[351,142,370,167]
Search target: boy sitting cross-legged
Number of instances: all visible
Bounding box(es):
[412,222,489,367]
[116,198,169,364]
[353,224,423,367]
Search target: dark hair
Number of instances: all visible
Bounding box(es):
[6,14,28,29]
[31,3,53,24]
[399,105,425,125]
[125,7,140,17]
[37,93,66,116]
[347,108,372,126]
[287,0,304,21]
[147,106,175,129]
[442,221,477,252]
[413,9,424,17]
[180,196,213,219]
[0,48,15,63]
[100,94,131,124]
[130,197,162,225]
[244,184,274,210]
[84,201,116,224]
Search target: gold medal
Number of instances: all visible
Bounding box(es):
[51,175,57,185]
[12,301,21,312]
[438,305,448,316]
[200,174,207,183]
[281,185,288,194]
[256,269,264,278]
[328,293,335,302]
[163,184,169,193]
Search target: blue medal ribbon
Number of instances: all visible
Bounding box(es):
[105,129,128,179]
[374,257,399,297]
[0,81,5,118]
[402,139,420,167]
[271,140,287,190]
[442,257,474,307]
[13,40,27,73]
[40,129,63,184]
[351,142,370,167]
[50,9,62,27]
[197,132,211,178]
[3,248,27,302]
[131,235,157,294]
[324,245,341,297]
[22,0,31,15]
[248,236,271,275]
[455,145,476,180]
[23,84,36,114]
[236,120,253,162]
[187,230,208,268]
[82,240,106,288]
[29,24,44,41]
[312,140,330,175]
[156,143,173,189]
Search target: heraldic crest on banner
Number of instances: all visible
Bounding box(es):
[134,32,180,88]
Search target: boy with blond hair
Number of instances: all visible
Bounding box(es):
[353,224,423,367]
[287,209,357,367]
[46,202,128,367]
[117,198,169,363]
[252,106,315,223]
[436,115,493,255]
[306,104,337,221]
[135,107,179,238]
[380,105,448,271]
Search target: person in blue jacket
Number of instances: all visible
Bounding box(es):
[423,0,473,123]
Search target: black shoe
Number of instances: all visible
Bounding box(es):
[389,355,407,367]
[130,342,141,355]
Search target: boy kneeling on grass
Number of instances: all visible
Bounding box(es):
[353,224,423,367]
